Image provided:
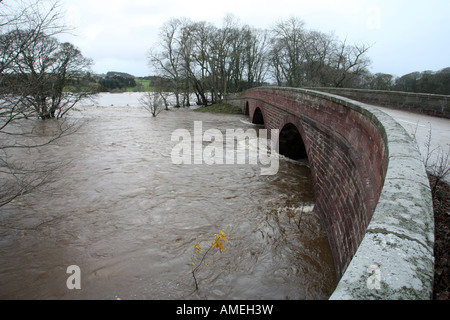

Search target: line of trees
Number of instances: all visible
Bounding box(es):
[389,68,450,95]
[148,15,373,107]
[361,68,450,95]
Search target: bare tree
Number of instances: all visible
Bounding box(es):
[301,30,335,86]
[0,0,66,71]
[330,39,372,88]
[139,92,165,117]
[151,77,173,110]
[147,18,184,107]
[209,14,242,102]
[149,16,268,107]
[177,17,195,107]
[269,17,307,87]
[0,0,89,207]
[7,33,93,119]
[1,0,90,121]
[181,20,215,106]
[242,26,269,88]
[268,17,372,88]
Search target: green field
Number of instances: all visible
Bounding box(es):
[126,78,155,92]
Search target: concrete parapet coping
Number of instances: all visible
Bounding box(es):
[310,87,450,119]
[307,89,434,299]
[244,87,435,300]
[311,87,450,100]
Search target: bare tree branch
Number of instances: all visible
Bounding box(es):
[0,0,89,208]
[139,92,165,117]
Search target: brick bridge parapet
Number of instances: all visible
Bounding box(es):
[240,87,434,300]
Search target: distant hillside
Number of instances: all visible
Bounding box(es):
[106,71,135,79]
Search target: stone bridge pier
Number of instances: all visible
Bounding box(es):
[240,87,435,300]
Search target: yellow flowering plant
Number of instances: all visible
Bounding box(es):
[191,230,229,290]
[210,230,228,252]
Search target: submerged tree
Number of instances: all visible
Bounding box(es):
[148,18,184,107]
[1,0,95,121]
[139,91,165,117]
[0,0,92,207]
[2,31,93,119]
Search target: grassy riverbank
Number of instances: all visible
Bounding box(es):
[194,103,243,114]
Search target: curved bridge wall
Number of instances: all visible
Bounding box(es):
[240,87,434,299]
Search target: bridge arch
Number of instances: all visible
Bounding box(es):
[252,107,264,125]
[241,87,434,300]
[279,123,308,160]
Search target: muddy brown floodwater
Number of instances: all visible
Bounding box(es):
[0,97,336,300]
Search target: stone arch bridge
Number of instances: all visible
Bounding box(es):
[240,87,435,300]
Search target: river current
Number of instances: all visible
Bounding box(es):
[0,93,336,300]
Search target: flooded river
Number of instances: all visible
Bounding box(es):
[0,93,336,300]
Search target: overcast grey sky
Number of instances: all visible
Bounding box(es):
[58,0,450,78]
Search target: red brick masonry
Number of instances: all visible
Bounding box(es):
[242,87,389,279]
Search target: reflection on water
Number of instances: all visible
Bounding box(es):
[0,99,336,300]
